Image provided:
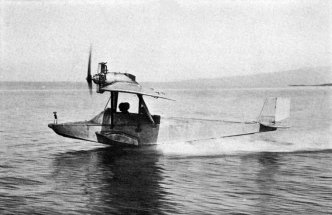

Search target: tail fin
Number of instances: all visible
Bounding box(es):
[257,97,291,132]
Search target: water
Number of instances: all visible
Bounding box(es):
[0,83,331,214]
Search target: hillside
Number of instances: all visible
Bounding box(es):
[1,67,330,90]
[144,67,331,89]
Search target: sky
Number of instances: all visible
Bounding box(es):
[0,0,331,82]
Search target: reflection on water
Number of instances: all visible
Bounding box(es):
[50,150,287,215]
[1,148,331,214]
[255,152,280,214]
[51,148,175,214]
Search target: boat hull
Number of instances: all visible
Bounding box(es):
[48,121,160,146]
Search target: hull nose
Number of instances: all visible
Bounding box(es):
[47,122,97,142]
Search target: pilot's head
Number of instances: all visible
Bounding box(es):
[119,102,130,113]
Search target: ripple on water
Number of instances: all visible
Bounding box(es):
[0,86,331,214]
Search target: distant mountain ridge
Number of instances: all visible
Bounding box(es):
[1,67,330,90]
[144,67,331,89]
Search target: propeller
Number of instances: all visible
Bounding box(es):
[86,46,93,95]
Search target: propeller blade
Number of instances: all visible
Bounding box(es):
[86,46,92,95]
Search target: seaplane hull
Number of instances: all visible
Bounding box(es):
[48,109,161,147]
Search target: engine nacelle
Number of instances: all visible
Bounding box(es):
[92,62,136,94]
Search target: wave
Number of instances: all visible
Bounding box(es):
[156,131,332,157]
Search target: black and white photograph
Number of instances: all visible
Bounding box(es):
[0,0,331,214]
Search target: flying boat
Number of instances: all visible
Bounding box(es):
[48,49,291,148]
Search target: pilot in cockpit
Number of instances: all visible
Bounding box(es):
[119,102,130,114]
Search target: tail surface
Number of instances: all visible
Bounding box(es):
[257,97,291,132]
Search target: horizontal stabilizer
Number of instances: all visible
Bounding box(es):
[258,97,291,131]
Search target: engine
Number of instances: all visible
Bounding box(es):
[92,62,136,93]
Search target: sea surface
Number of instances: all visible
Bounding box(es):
[0,82,331,214]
